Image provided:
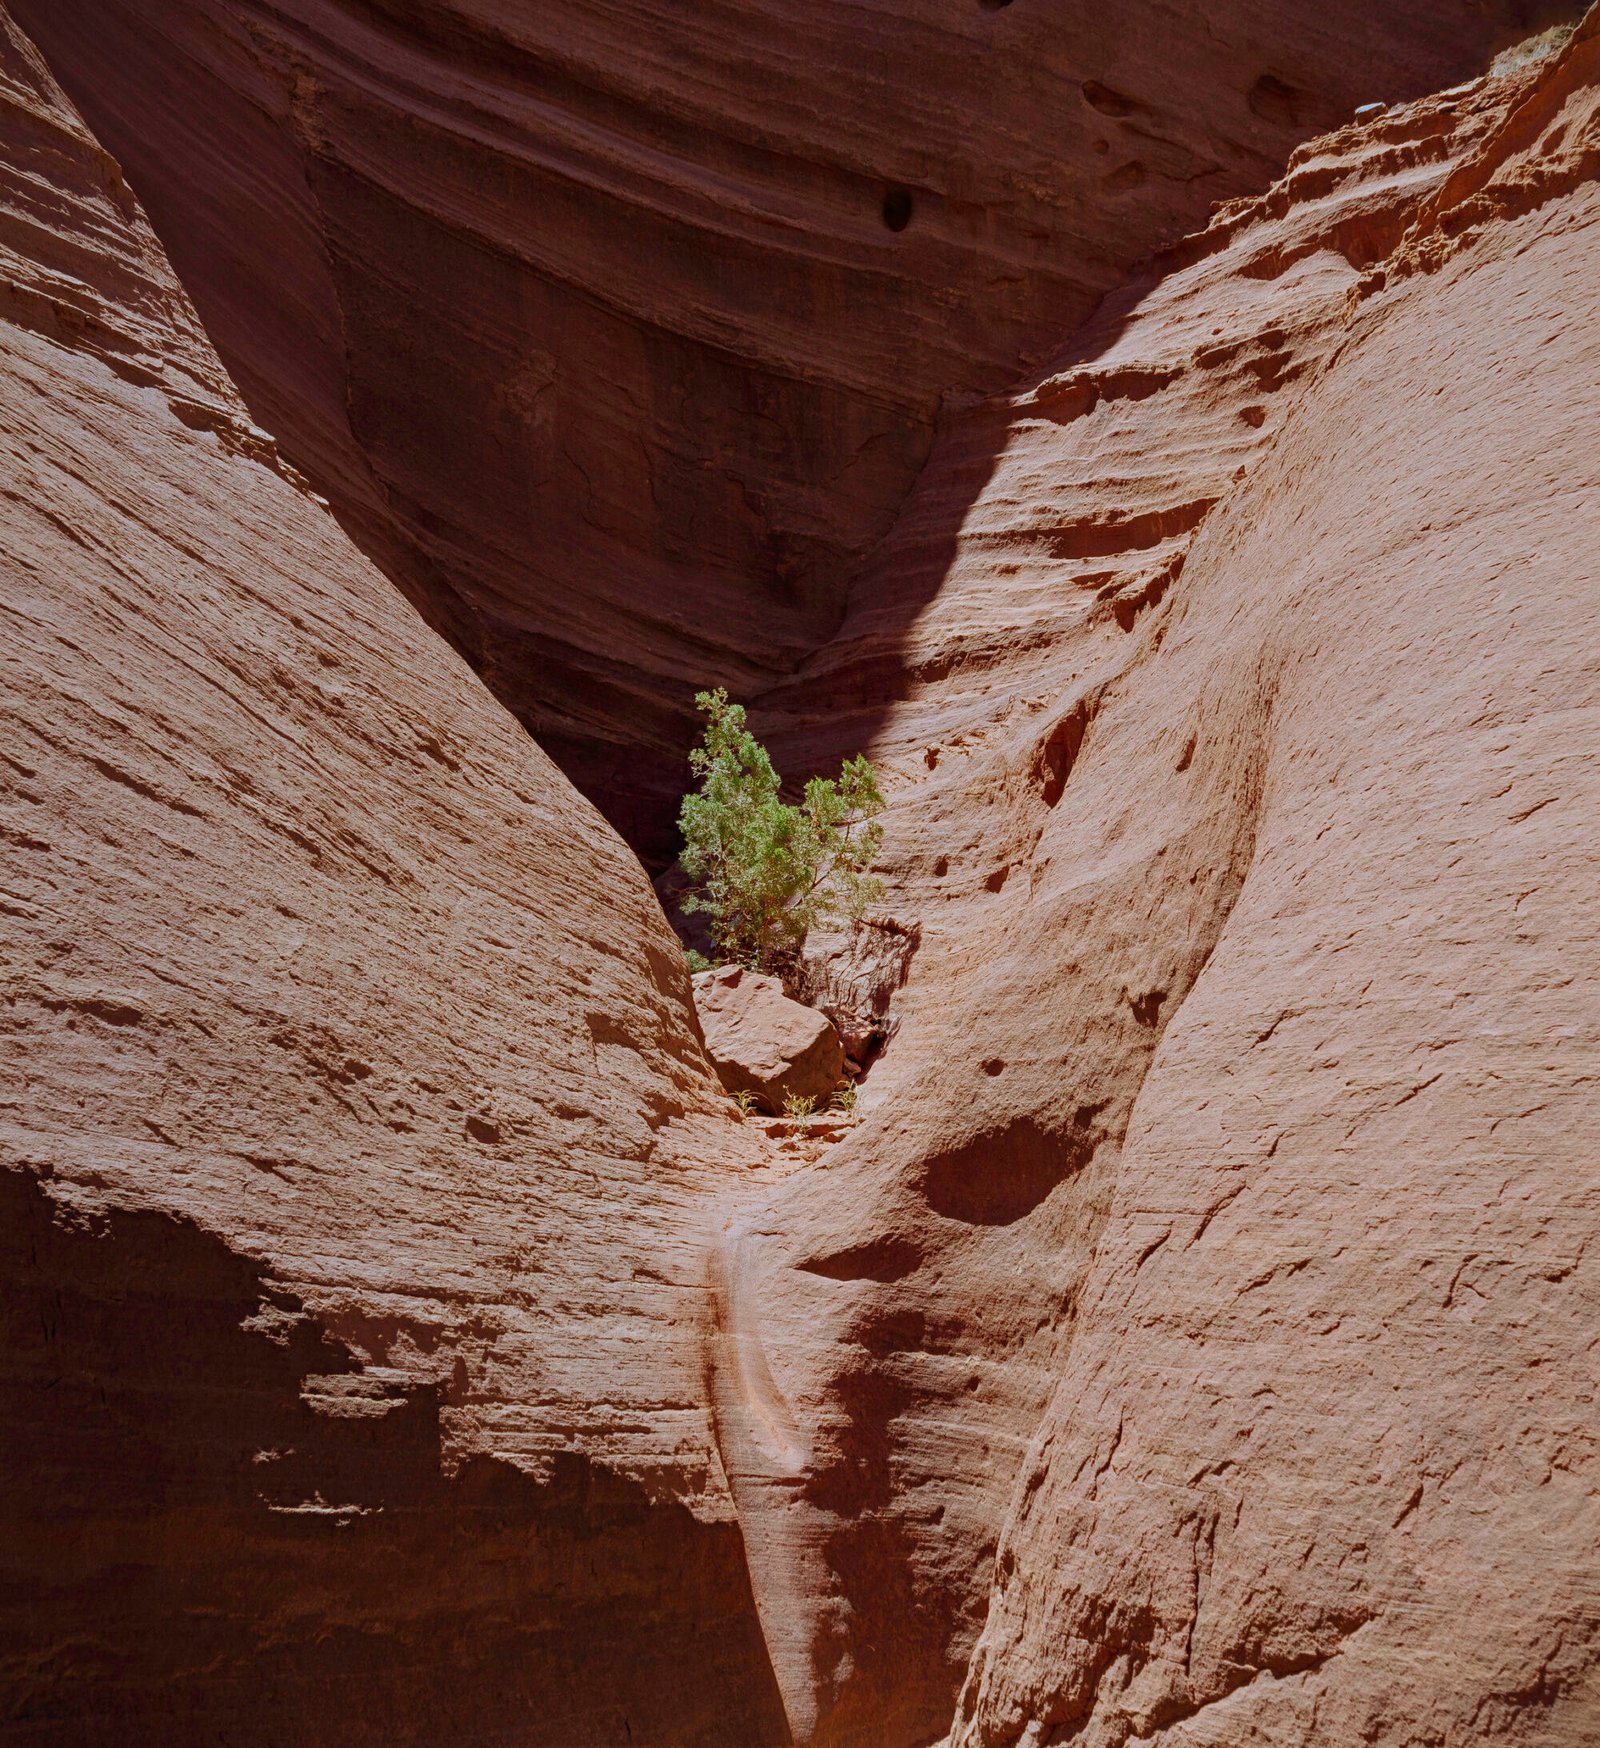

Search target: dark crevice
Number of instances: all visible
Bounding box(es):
[1037,701,1094,807]
[798,1236,925,1283]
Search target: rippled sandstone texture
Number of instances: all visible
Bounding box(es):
[9,0,1562,862]
[727,15,1600,1744]
[3,4,1599,1748]
[0,13,786,1741]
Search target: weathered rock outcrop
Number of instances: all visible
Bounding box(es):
[791,917,921,1074]
[8,0,1563,860]
[713,18,1600,1745]
[0,14,785,1741]
[4,3,1598,1747]
[951,35,1600,1742]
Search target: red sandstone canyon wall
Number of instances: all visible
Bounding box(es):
[9,0,1566,860]
[0,13,786,1739]
[725,16,1600,1742]
[2,2,1597,1746]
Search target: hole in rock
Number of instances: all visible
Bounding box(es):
[978,0,1015,9]
[1082,79,1137,118]
[921,1117,1089,1226]
[881,187,914,231]
[984,865,1009,893]
[1038,702,1092,806]
[1249,73,1304,127]
[798,1235,924,1283]
[933,856,950,877]
[982,1058,1005,1077]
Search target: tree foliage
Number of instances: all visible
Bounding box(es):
[678,689,884,969]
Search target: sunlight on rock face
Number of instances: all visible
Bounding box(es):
[1,1,1597,1744]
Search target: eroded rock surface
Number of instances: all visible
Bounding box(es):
[8,0,1560,860]
[3,3,1597,1747]
[716,19,1600,1746]
[791,918,921,1074]
[0,13,785,1741]
[949,34,1600,1744]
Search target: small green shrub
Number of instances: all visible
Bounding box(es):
[731,1087,759,1116]
[677,689,884,971]
[830,1082,858,1116]
[782,1090,817,1122]
[683,947,712,974]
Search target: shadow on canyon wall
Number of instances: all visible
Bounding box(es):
[0,1168,791,1747]
[12,0,1566,870]
[749,261,1166,780]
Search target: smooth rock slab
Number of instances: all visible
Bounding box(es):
[692,967,843,1115]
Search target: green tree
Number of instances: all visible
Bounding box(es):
[678,689,884,969]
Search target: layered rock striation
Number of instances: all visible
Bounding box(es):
[0,13,785,1741]
[722,16,1600,1744]
[2,3,1597,1747]
[9,0,1562,860]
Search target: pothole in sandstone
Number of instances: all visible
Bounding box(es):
[921,1117,1092,1227]
[881,187,914,231]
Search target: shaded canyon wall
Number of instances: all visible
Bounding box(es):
[9,0,1570,861]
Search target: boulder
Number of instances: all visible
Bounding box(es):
[692,967,844,1115]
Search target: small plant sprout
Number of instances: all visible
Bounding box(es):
[830,1082,858,1116]
[782,1090,817,1122]
[731,1087,759,1116]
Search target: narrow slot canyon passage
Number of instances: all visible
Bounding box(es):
[1,3,1597,1746]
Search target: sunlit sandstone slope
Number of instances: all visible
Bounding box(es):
[722,16,1600,1744]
